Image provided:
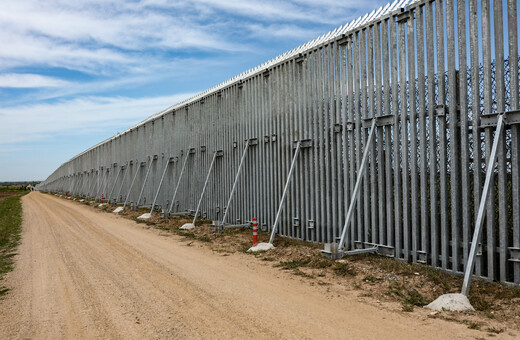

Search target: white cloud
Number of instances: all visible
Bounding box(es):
[0,74,71,88]
[0,0,384,74]
[0,93,196,145]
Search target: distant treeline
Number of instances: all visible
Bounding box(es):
[0,182,40,191]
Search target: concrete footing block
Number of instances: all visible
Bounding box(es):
[425,293,475,311]
[138,213,152,219]
[113,207,124,213]
[248,242,275,252]
[180,223,195,230]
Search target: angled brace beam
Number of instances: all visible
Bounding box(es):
[192,150,221,225]
[86,171,95,198]
[101,168,112,200]
[137,156,156,207]
[95,168,107,200]
[108,166,123,203]
[168,150,193,214]
[123,162,143,208]
[269,140,302,244]
[114,164,128,203]
[462,114,505,296]
[220,139,254,226]
[149,157,173,214]
[78,173,87,196]
[338,118,377,252]
[90,170,100,199]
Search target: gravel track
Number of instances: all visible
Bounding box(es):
[0,192,512,339]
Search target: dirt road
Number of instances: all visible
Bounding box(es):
[0,192,513,339]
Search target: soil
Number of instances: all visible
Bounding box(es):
[0,191,18,203]
[0,192,517,339]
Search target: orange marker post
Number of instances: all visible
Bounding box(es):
[252,217,258,245]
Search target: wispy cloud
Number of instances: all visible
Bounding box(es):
[0,93,196,145]
[0,74,71,88]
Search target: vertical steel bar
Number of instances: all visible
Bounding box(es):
[507,0,520,284]
[493,0,508,283]
[407,7,418,263]
[482,0,496,280]
[447,0,461,272]
[469,0,482,276]
[458,0,471,274]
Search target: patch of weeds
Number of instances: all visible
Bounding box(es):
[261,257,276,262]
[404,289,429,307]
[401,302,414,312]
[317,273,326,277]
[177,231,197,240]
[238,243,253,253]
[292,269,314,279]
[387,281,404,297]
[469,295,493,312]
[467,321,481,330]
[0,287,9,296]
[360,292,373,297]
[484,310,495,319]
[423,267,452,292]
[387,282,428,307]
[333,262,356,276]
[487,327,504,334]
[308,256,332,269]
[196,236,212,243]
[362,275,382,283]
[274,259,310,270]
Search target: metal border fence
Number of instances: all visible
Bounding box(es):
[37,0,520,286]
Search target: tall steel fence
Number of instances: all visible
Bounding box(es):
[37,0,520,286]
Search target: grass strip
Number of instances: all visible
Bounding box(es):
[0,192,26,297]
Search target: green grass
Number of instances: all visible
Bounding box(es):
[0,192,26,297]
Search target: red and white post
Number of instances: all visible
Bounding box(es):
[101,194,104,204]
[252,217,258,245]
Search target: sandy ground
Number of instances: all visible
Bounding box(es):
[0,192,516,339]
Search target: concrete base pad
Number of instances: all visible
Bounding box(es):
[138,213,152,219]
[98,203,106,207]
[113,207,124,213]
[180,223,195,230]
[79,199,85,202]
[248,242,275,252]
[425,293,475,311]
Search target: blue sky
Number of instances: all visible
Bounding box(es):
[0,0,394,181]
